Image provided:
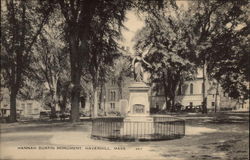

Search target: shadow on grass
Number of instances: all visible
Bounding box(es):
[1,135,53,145]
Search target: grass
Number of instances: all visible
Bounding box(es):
[0,112,249,160]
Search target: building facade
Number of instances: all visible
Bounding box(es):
[100,69,248,114]
[0,88,42,119]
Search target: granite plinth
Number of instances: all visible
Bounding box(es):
[127,82,150,117]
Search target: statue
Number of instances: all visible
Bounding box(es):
[132,55,151,82]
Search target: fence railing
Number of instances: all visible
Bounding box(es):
[91,116,185,141]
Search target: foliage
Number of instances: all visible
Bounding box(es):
[135,0,249,111]
[134,6,196,111]
[111,53,132,99]
[31,8,70,115]
[1,0,54,122]
[188,0,250,99]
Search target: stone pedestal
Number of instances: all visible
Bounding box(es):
[127,82,150,116]
[120,82,154,136]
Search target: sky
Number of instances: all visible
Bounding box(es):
[120,1,189,55]
[120,10,145,55]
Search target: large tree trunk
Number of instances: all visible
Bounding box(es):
[170,95,176,112]
[9,87,17,123]
[50,104,56,119]
[162,72,170,111]
[50,94,57,119]
[171,78,180,112]
[202,60,208,114]
[58,0,97,122]
[70,49,81,122]
[214,83,219,113]
[70,79,80,122]
[69,26,90,122]
[9,62,19,122]
[59,96,67,114]
[68,32,82,122]
[99,84,103,110]
[71,89,80,122]
[92,85,98,118]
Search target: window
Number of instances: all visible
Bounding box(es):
[110,103,115,109]
[80,96,86,108]
[111,79,116,86]
[212,102,215,106]
[190,83,193,95]
[110,91,116,101]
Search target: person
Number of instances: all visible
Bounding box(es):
[132,55,151,82]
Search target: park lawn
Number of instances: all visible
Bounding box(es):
[0,112,249,160]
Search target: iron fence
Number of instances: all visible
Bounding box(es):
[91,116,185,141]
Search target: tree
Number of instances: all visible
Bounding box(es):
[17,78,44,101]
[136,0,249,113]
[112,54,132,99]
[87,18,125,117]
[49,0,173,121]
[134,6,196,111]
[31,9,69,118]
[188,0,249,112]
[57,80,71,115]
[56,0,134,120]
[1,0,53,122]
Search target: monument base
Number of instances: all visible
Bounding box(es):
[119,81,155,139]
[127,81,150,116]
[124,116,153,122]
[120,116,155,138]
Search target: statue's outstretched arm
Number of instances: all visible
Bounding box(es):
[132,58,135,65]
[142,58,152,68]
[131,57,136,70]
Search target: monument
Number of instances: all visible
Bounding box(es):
[127,54,152,119]
[125,82,152,120]
[91,54,185,141]
[120,55,155,137]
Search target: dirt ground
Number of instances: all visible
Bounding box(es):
[0,112,249,160]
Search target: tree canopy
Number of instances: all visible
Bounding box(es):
[1,0,54,122]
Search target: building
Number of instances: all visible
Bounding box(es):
[102,78,132,115]
[0,88,42,119]
[98,69,248,114]
[175,69,220,111]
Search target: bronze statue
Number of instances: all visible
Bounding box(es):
[132,55,151,82]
